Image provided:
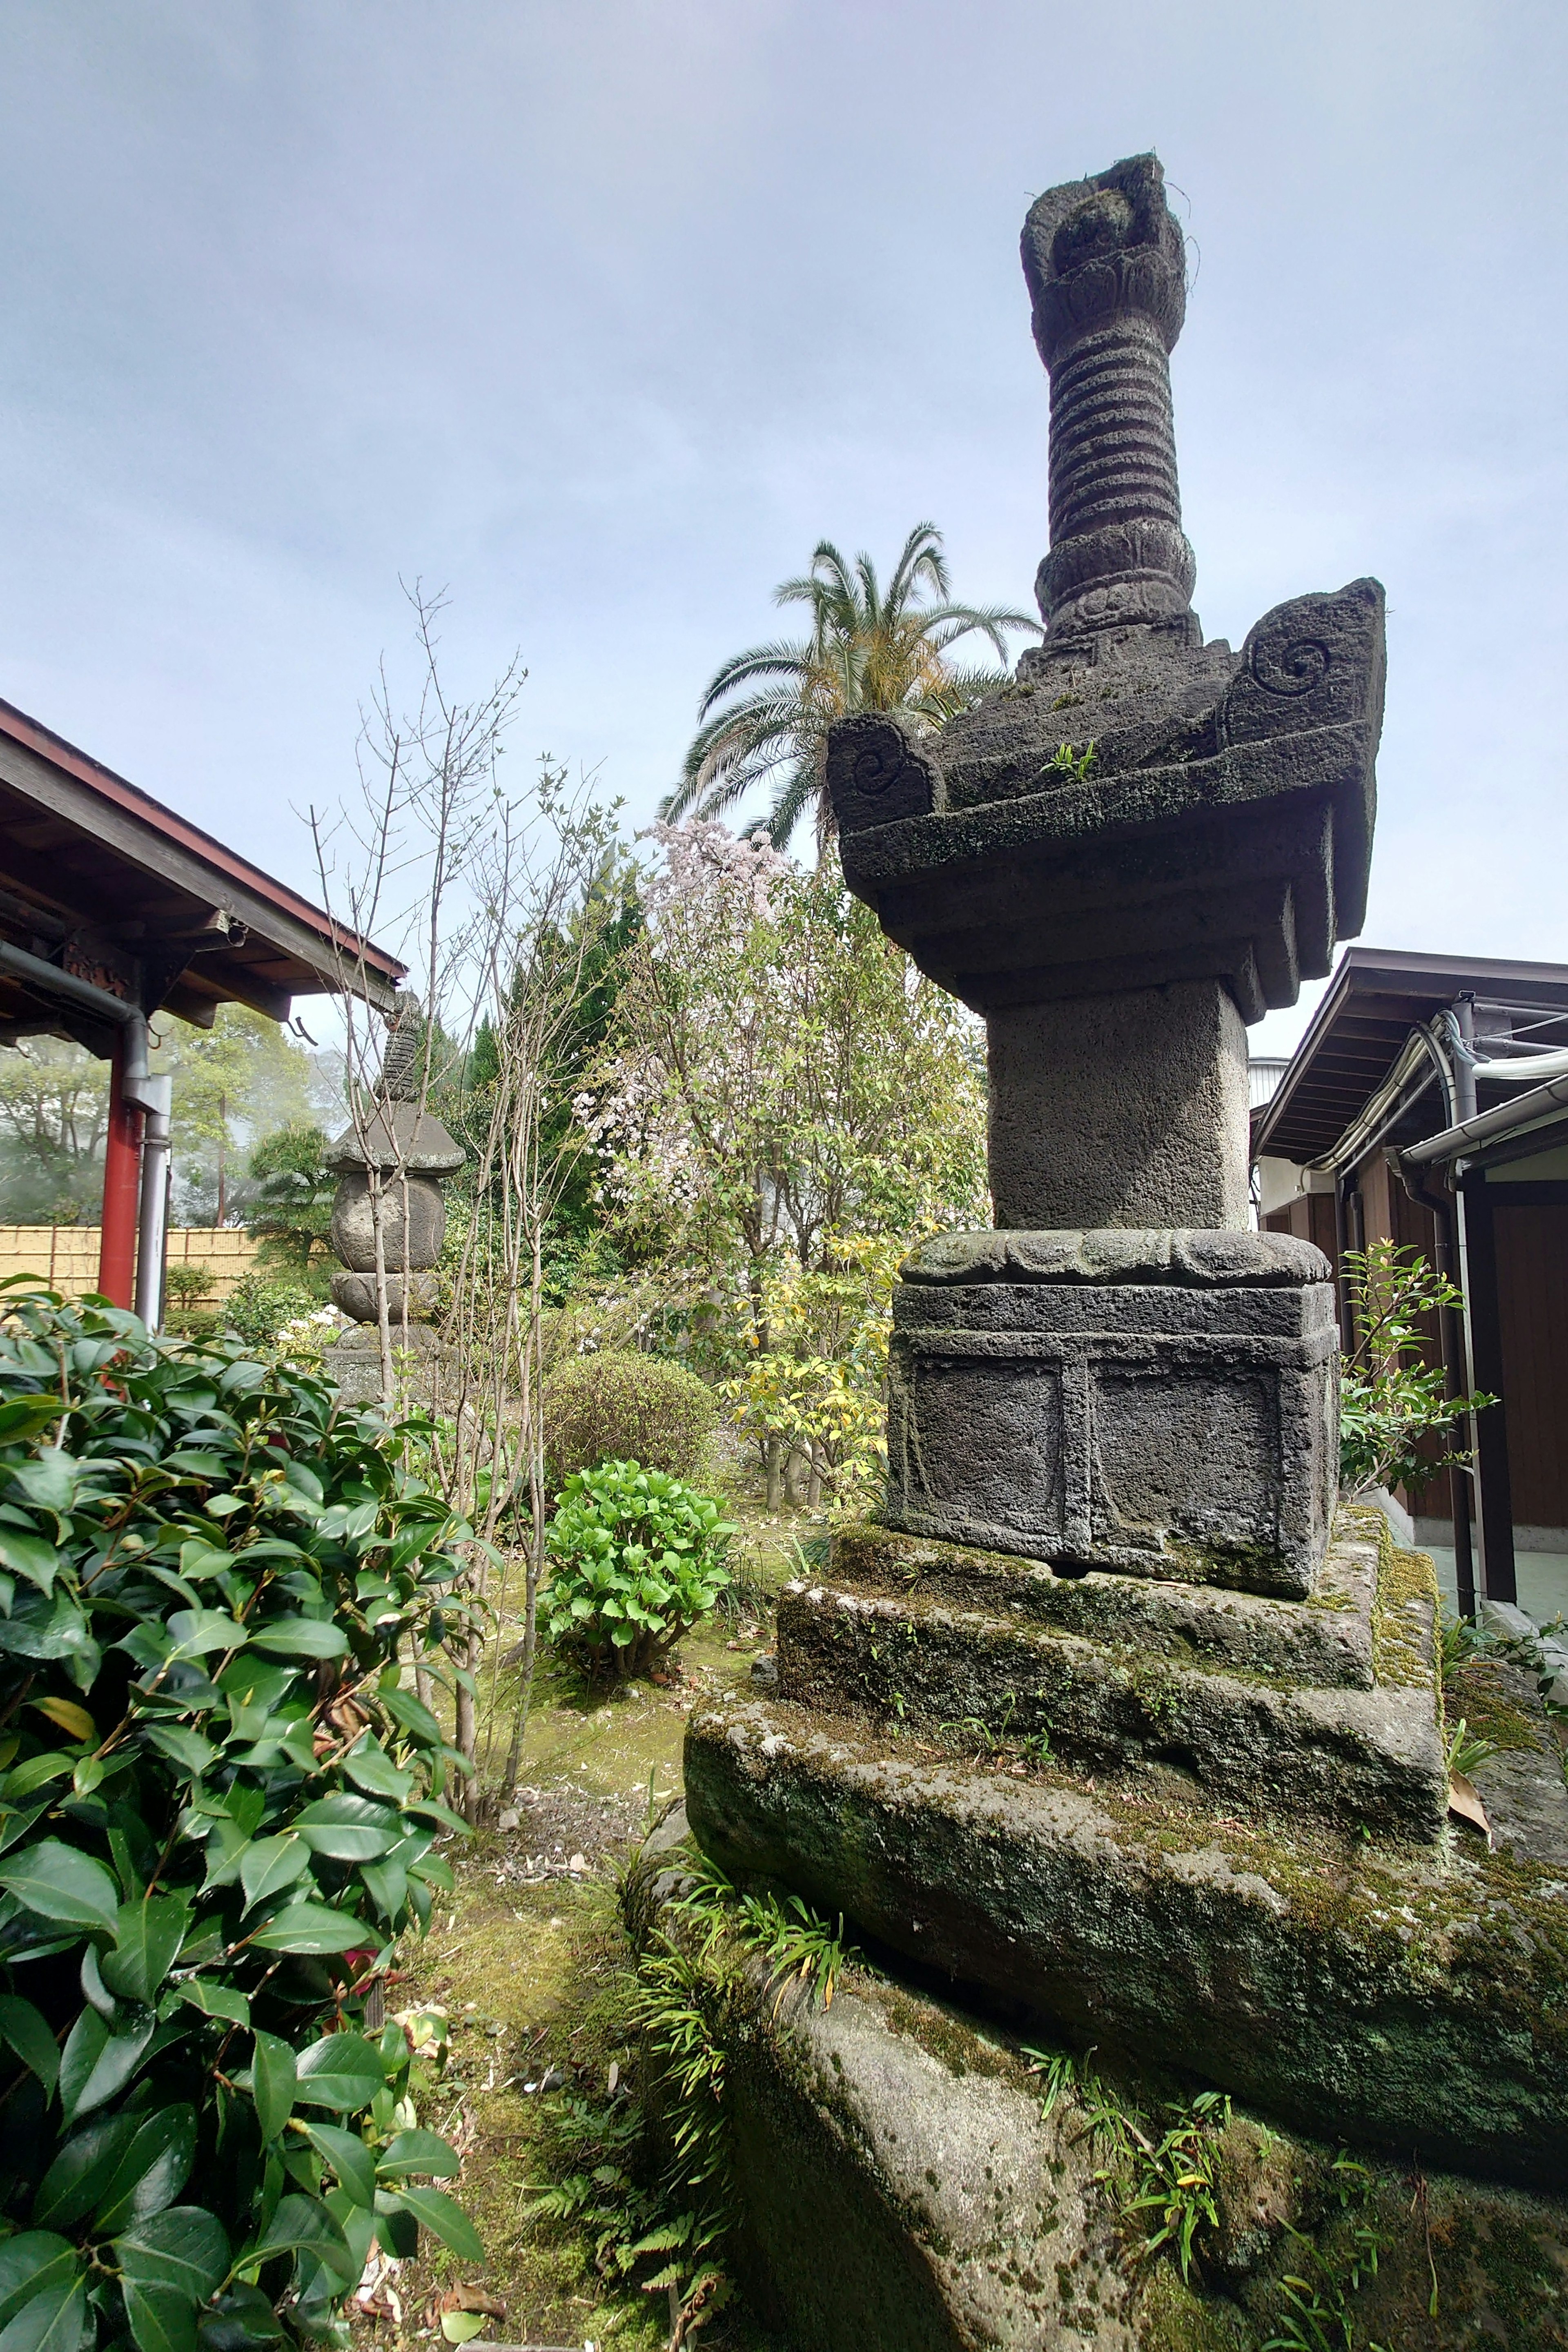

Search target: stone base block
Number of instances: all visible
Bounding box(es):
[635,1816,1568,2350]
[888,1229,1337,1595]
[830,1520,1378,1688]
[325,1319,446,1406]
[683,1693,1568,2185]
[776,1585,1445,1844]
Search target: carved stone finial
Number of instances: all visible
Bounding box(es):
[377,993,426,1102]
[1021,153,1196,650]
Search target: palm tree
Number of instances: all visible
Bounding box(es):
[661,523,1041,851]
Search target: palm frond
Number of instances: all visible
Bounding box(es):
[765,756,827,852]
[696,637,814,715]
[886,521,950,609]
[675,522,1030,852]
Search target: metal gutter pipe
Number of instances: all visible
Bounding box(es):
[1399,1068,1568,1168]
[1389,1152,1477,1617]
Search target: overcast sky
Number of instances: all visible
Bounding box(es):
[2,0,1564,1053]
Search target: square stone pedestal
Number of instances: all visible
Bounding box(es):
[886,1229,1336,1597]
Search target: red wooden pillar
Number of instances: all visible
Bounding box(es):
[97,1027,142,1307]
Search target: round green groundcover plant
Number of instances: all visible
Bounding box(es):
[0,1283,483,2352]
[542,1461,734,1682]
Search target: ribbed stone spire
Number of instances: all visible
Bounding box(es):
[1021,153,1197,650]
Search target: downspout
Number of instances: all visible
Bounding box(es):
[1390,1152,1477,1619]
[134,1075,173,1328]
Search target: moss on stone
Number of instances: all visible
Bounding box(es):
[1362,1508,1439,1692]
[1443,1659,1543,1757]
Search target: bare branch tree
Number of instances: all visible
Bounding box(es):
[302,583,622,1814]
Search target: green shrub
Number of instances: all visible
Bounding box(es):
[543,1460,733,1682]
[164,1264,214,1309]
[225,1270,322,1350]
[0,1282,481,2351]
[542,1351,715,1494]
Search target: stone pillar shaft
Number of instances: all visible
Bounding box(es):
[987,979,1250,1231]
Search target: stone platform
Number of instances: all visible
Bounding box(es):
[631,1822,1568,2352]
[685,1515,1568,2185]
[887,1229,1337,1594]
[777,1516,1446,1840]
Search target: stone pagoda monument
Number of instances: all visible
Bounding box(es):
[667,157,1568,2348]
[322,996,463,1405]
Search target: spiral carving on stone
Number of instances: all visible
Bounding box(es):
[852,740,918,797]
[1248,633,1331,699]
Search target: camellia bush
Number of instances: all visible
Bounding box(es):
[0,1283,482,2352]
[542,1461,733,1683]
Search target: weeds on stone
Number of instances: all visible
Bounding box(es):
[671,1849,854,2010]
[1444,1715,1498,1779]
[1260,2158,1390,2352]
[1047,738,1097,781]
[526,1843,858,2343]
[1021,2044,1231,2283]
[1120,2090,1231,2281]
[523,2074,729,2349]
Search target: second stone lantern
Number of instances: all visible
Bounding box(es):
[323,997,463,1404]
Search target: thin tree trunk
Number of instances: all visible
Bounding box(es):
[370,1168,395,1403]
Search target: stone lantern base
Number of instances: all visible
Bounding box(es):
[886,1229,1338,1597]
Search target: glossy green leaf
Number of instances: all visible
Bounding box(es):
[0,2239,77,2332]
[143,1726,218,1779]
[169,1978,249,2028]
[113,2206,229,2302]
[248,2033,296,2144]
[247,1903,366,1955]
[196,2284,282,2352]
[293,2034,383,2112]
[403,1798,469,1837]
[0,1398,68,1446]
[239,2192,352,2277]
[59,2008,154,2127]
[247,1619,347,1659]
[380,2185,483,2263]
[2,1756,74,1802]
[32,2112,140,2230]
[0,1534,60,1595]
[0,1994,60,2094]
[377,1686,441,1746]
[238,1836,310,1911]
[341,1736,413,1802]
[356,1857,406,1920]
[94,2104,196,2233]
[122,2282,198,2352]
[103,1897,190,2006]
[375,2129,460,2179]
[9,1454,77,1515]
[165,1611,247,1660]
[0,1840,118,1930]
[296,2120,376,2208]
[0,2278,87,2352]
[293,1794,401,1861]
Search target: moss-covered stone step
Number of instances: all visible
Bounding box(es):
[683,1691,1568,2187]
[831,1517,1379,1688]
[633,1815,1568,2350]
[776,1571,1447,1840]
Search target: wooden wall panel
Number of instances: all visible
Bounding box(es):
[1492,1204,1568,1530]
